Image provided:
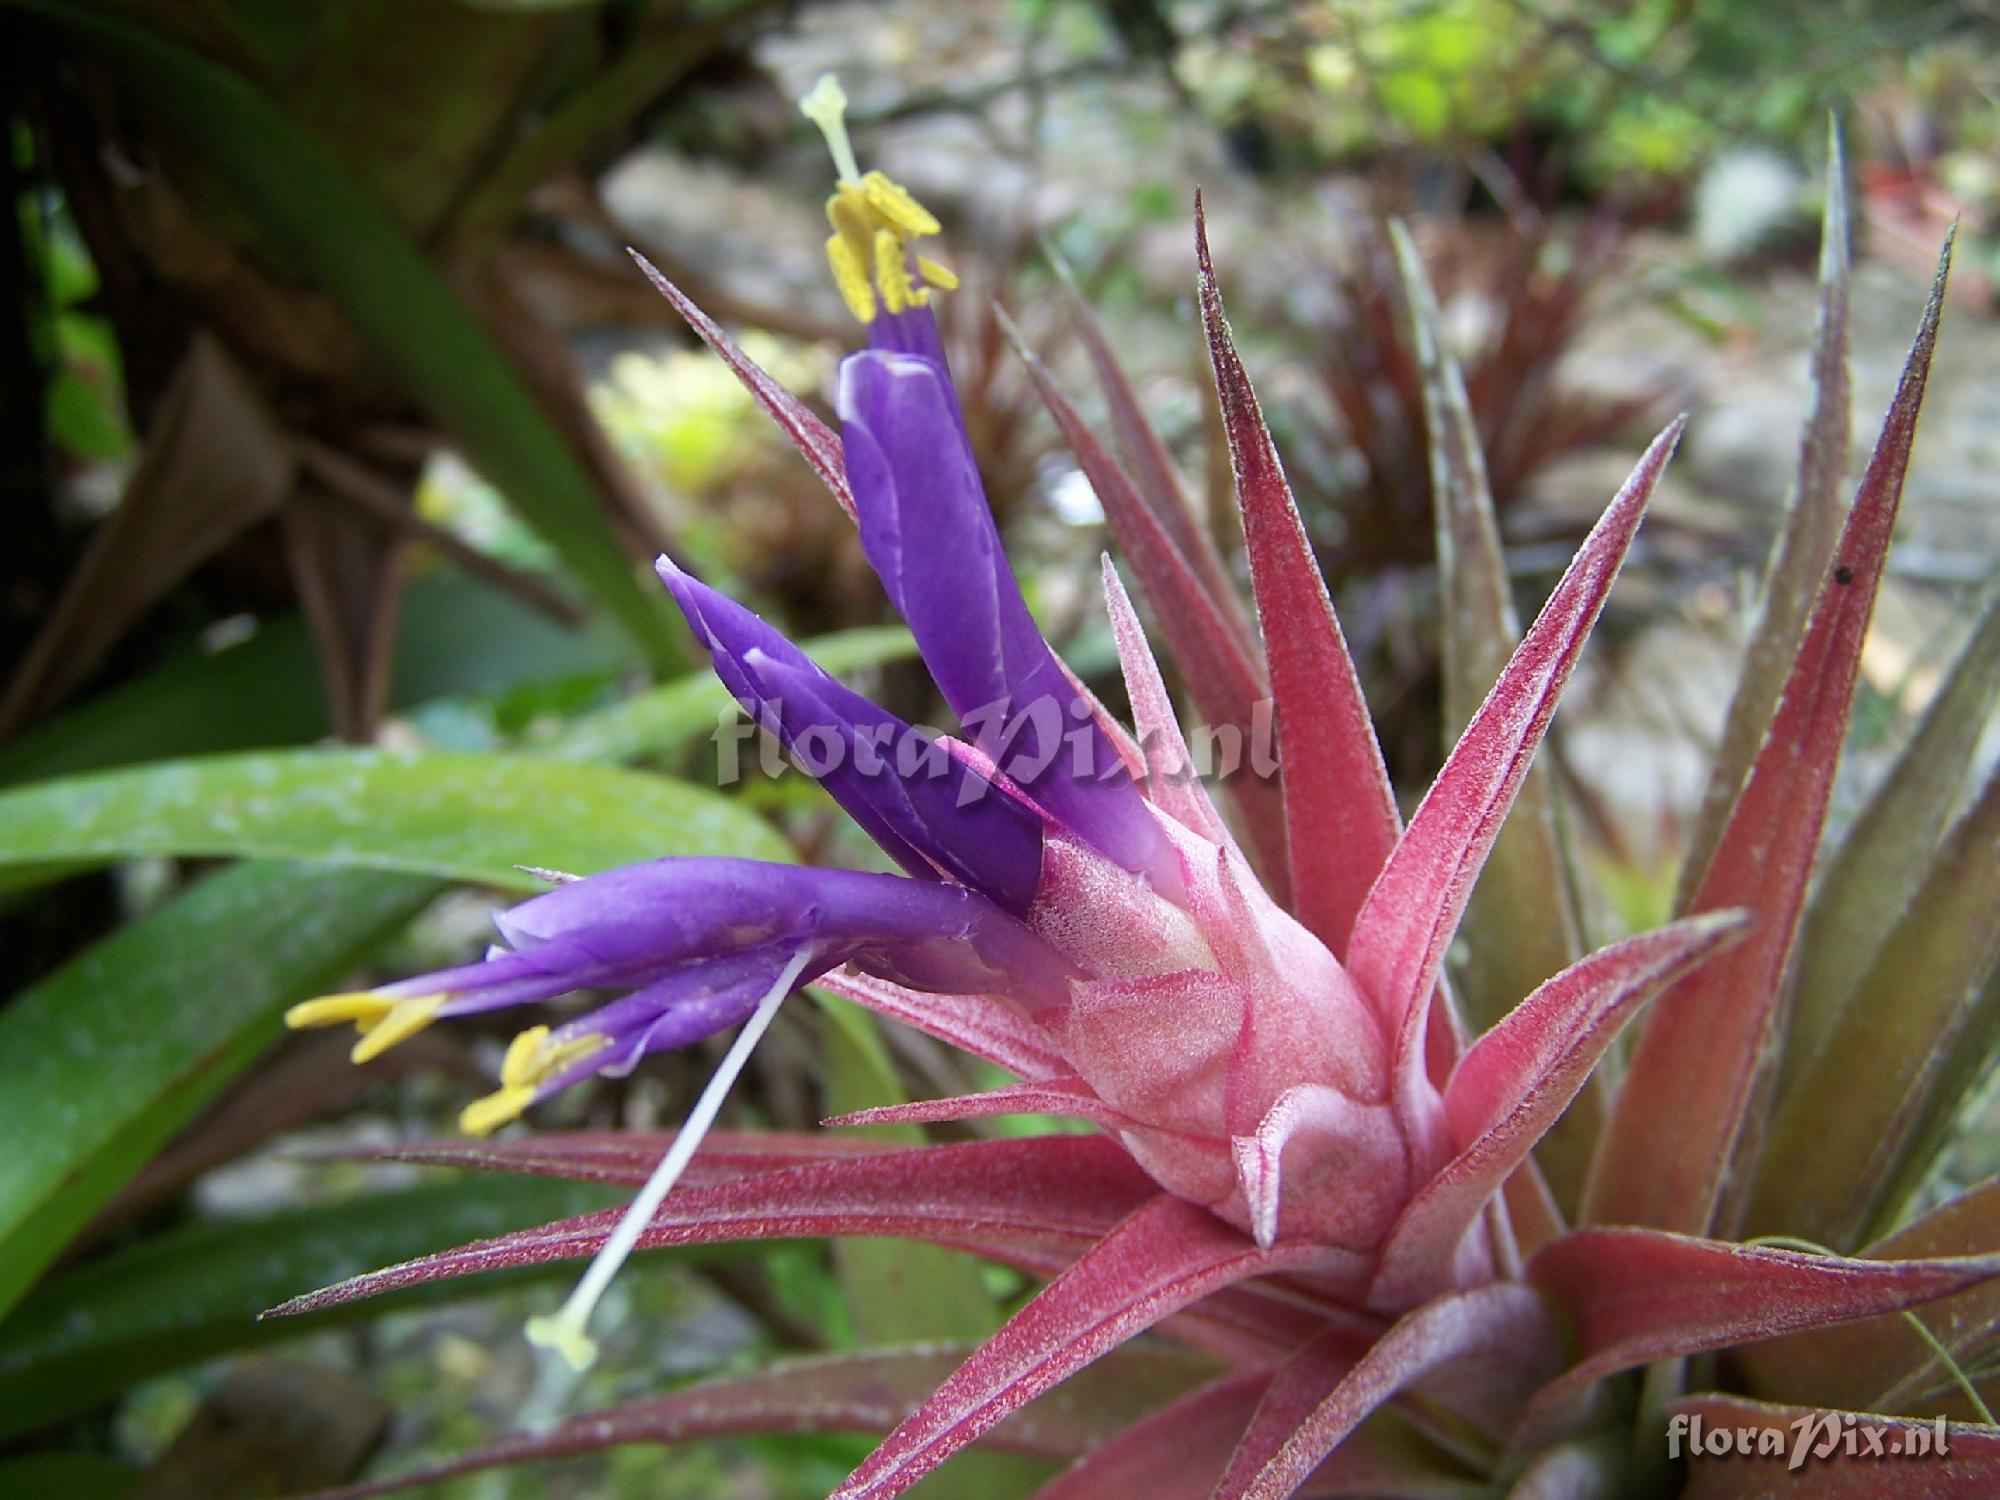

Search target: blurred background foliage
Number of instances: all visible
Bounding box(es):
[1,0,1996,1495]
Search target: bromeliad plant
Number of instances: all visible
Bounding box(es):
[282,87,2000,1498]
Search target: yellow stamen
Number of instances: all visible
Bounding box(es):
[799,73,955,326]
[875,229,918,315]
[462,1086,535,1138]
[286,989,446,1063]
[351,994,446,1063]
[285,991,395,1031]
[860,171,940,237]
[462,1026,610,1137]
[826,232,876,323]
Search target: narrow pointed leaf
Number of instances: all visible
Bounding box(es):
[1673,1394,1999,1498]
[825,1075,1127,1133]
[1731,1178,2000,1414]
[334,1129,897,1188]
[1587,235,1951,1236]
[1679,121,1853,906]
[1196,195,1401,954]
[1392,221,1584,1025]
[1346,424,1681,1127]
[631,251,854,517]
[1061,271,1242,613]
[1008,314,1274,863]
[818,970,1068,1081]
[1101,557,1237,846]
[828,1193,1322,1499]
[1749,766,2000,1247]
[1370,914,1748,1309]
[1786,578,2000,1077]
[1520,1227,2000,1438]
[271,1138,1160,1317]
[1028,1372,1269,1500]
[310,1344,1212,1500]
[1213,1287,1560,1500]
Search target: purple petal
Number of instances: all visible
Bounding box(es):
[658,557,1042,913]
[836,350,1175,891]
[490,859,1074,1009]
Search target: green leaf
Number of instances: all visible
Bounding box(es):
[0,861,437,1320]
[9,1,683,668]
[1678,119,1851,909]
[0,747,791,892]
[1748,765,2000,1250]
[1391,221,1594,1210]
[0,1176,669,1441]
[1784,577,2000,1079]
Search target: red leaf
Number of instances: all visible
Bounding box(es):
[823,1075,1129,1133]
[817,969,1067,1081]
[1344,422,1682,1145]
[1212,1286,1560,1500]
[306,1344,1213,1499]
[1101,555,1239,849]
[1368,914,1749,1310]
[1730,1177,2000,1415]
[631,251,854,517]
[1672,1393,2000,1498]
[1196,194,1400,957]
[1065,280,1242,614]
[1584,234,1952,1237]
[270,1137,1158,1317]
[1027,1371,1270,1500]
[1017,330,1284,885]
[323,1129,896,1188]
[830,1193,1322,1499]
[1520,1226,2000,1441]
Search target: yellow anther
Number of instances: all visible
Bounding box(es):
[501,1024,555,1088]
[802,75,954,326]
[874,229,919,314]
[351,994,446,1063]
[860,171,940,237]
[463,1026,610,1134]
[461,1086,534,1138]
[285,991,394,1032]
[826,232,876,323]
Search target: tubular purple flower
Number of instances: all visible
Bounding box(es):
[288,859,1074,1135]
[658,556,1043,914]
[837,349,1178,894]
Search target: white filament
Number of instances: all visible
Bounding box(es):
[524,948,814,1372]
[800,73,860,184]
